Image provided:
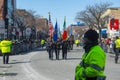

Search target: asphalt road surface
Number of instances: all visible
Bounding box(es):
[0,46,120,80]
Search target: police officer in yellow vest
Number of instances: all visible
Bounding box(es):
[75,29,106,80]
[114,36,120,63]
[0,38,12,64]
[41,39,45,48]
[75,39,80,47]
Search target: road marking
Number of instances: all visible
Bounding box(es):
[21,52,53,80]
[0,65,12,68]
[0,64,12,80]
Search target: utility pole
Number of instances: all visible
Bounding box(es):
[4,0,8,39]
[48,12,51,22]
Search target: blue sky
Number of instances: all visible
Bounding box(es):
[16,0,120,30]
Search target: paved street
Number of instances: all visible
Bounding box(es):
[0,46,120,80]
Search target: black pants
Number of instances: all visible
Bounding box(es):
[62,49,67,59]
[50,49,54,60]
[115,48,120,63]
[55,49,59,60]
[3,53,10,64]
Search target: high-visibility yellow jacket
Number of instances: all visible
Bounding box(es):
[0,40,12,54]
[41,39,45,45]
[75,39,80,44]
[0,41,1,50]
[115,38,120,48]
[75,45,106,80]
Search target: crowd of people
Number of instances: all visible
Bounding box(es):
[100,36,120,63]
[45,38,74,60]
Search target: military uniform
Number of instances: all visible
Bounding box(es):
[46,41,52,59]
[62,40,68,59]
[50,42,54,60]
[54,42,59,60]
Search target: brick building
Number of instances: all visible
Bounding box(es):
[35,17,49,39]
[16,9,49,39]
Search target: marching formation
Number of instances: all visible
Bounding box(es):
[46,37,74,60]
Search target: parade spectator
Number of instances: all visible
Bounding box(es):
[100,39,107,53]
[109,39,114,53]
[105,38,110,53]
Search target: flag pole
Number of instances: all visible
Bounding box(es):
[48,12,53,39]
[48,12,51,22]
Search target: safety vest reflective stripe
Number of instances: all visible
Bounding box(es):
[90,64,104,71]
[80,61,104,71]
[80,61,89,67]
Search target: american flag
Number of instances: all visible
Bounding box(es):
[49,21,53,38]
[48,12,53,38]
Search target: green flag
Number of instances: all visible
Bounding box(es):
[62,16,67,40]
[63,16,66,30]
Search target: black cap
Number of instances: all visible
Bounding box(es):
[84,29,99,42]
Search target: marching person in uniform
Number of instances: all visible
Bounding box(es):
[62,40,68,60]
[55,38,62,60]
[0,38,12,64]
[54,42,59,60]
[50,40,54,60]
[46,39,52,60]
[57,38,62,58]
[75,29,106,80]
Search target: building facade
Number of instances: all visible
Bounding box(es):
[102,8,120,39]
[0,0,5,39]
[67,24,88,40]
[36,17,49,39]
[0,0,16,39]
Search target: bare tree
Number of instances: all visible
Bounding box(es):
[27,10,42,19]
[75,2,112,39]
[27,10,45,39]
[76,10,96,28]
[14,9,38,39]
[14,11,26,39]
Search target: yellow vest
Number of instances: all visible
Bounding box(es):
[75,39,80,44]
[41,40,45,45]
[0,40,12,54]
[115,38,120,48]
